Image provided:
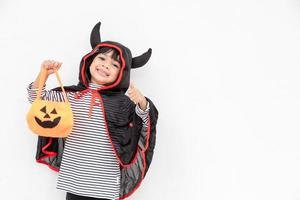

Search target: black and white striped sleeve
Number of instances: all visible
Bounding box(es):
[135,101,150,125]
[27,82,67,103]
[136,101,150,150]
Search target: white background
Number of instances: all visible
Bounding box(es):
[1,0,300,199]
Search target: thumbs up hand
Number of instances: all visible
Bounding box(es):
[127,81,147,111]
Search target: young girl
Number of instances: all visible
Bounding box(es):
[27,22,159,200]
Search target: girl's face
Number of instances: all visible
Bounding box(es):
[89,50,121,85]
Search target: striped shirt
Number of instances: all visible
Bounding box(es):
[27,82,149,200]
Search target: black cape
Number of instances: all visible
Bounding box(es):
[35,21,159,199]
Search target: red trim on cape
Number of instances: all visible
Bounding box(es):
[119,114,151,200]
[36,137,60,172]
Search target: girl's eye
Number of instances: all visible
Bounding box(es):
[98,57,105,60]
[113,64,120,68]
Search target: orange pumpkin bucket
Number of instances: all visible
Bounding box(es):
[26,69,73,138]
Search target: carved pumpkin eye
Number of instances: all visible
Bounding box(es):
[34,106,61,129]
[40,106,47,113]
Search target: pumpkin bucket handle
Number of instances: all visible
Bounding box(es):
[36,68,69,103]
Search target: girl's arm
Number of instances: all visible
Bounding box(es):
[126,83,152,152]
[135,101,150,125]
[127,81,150,123]
[27,60,68,103]
[127,82,148,111]
[27,82,68,103]
[31,60,62,89]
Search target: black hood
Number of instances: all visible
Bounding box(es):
[76,22,152,94]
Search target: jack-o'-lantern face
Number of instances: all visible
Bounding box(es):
[34,106,61,128]
[27,99,73,137]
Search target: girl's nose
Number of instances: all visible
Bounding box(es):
[102,64,108,69]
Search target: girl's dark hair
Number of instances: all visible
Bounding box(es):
[85,46,121,82]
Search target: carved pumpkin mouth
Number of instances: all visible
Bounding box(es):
[34,116,61,128]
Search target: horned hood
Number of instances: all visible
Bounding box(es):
[78,22,152,93]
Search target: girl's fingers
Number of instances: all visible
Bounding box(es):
[46,63,51,69]
[57,63,62,70]
[48,60,53,67]
[129,89,142,101]
[54,62,60,69]
[128,86,135,94]
[51,61,61,68]
[129,89,144,104]
[129,95,138,104]
[47,60,53,68]
[41,60,62,74]
[44,60,49,66]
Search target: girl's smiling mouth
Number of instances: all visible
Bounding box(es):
[96,68,109,77]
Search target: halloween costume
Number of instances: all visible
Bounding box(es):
[27,22,158,200]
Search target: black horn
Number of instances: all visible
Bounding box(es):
[132,48,152,69]
[90,22,102,49]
